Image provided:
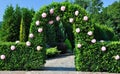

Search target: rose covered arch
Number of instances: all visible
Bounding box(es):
[29,2,120,72]
[29,2,94,70]
[1,2,120,72]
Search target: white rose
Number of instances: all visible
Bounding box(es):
[75,11,79,16]
[26,41,31,47]
[69,18,74,23]
[37,46,43,51]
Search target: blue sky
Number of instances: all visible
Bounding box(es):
[0,0,117,21]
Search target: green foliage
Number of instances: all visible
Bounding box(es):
[0,42,45,70]
[46,47,60,58]
[75,41,120,73]
[97,1,120,38]
[0,5,34,42]
[0,5,15,42]
[13,5,22,41]
[64,38,72,51]
[94,24,118,41]
[45,23,56,47]
[56,21,66,42]
[20,18,26,42]
[20,8,35,42]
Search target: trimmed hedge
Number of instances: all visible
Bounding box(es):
[94,24,118,41]
[0,42,45,70]
[75,41,120,73]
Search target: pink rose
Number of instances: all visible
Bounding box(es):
[101,46,106,51]
[0,55,5,60]
[87,31,93,36]
[56,16,60,21]
[83,16,88,21]
[48,20,54,25]
[42,13,47,18]
[76,28,80,33]
[91,39,96,43]
[29,33,34,38]
[61,6,66,11]
[114,55,120,60]
[50,8,54,14]
[77,44,82,48]
[11,45,16,51]
[38,28,43,33]
[26,41,31,47]
[36,20,40,26]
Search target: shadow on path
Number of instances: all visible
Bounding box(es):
[44,67,75,71]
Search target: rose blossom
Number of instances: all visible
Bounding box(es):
[11,45,16,51]
[37,46,43,51]
[83,16,88,21]
[76,28,80,33]
[61,6,66,11]
[35,20,40,26]
[77,44,82,48]
[101,46,106,51]
[15,40,20,44]
[56,16,60,21]
[75,11,79,16]
[26,41,31,47]
[69,18,74,23]
[100,40,104,42]
[87,31,93,36]
[29,33,34,38]
[114,55,120,60]
[48,20,54,25]
[0,55,5,60]
[91,39,96,43]
[50,8,54,14]
[42,12,47,18]
[38,28,43,33]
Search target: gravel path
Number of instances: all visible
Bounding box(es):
[44,54,75,71]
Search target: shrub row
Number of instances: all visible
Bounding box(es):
[75,41,120,73]
[0,42,45,70]
[94,24,118,41]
